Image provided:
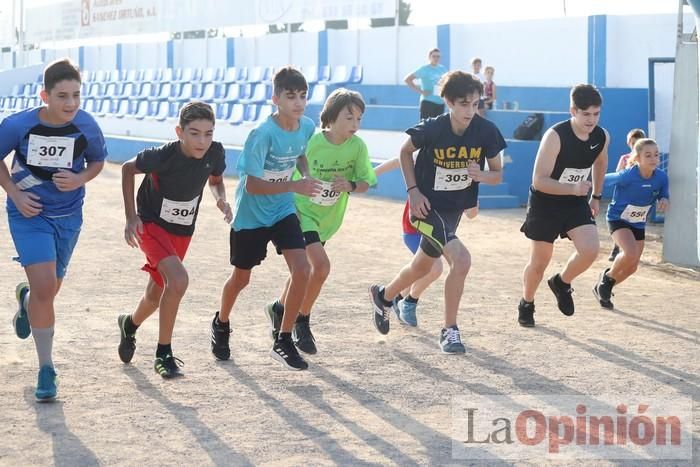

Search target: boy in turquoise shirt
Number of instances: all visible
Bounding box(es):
[210,67,322,371]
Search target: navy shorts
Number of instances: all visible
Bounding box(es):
[410,208,462,258]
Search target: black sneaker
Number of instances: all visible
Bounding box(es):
[608,245,620,261]
[592,269,615,309]
[270,336,308,371]
[369,284,390,335]
[154,354,184,378]
[547,274,575,316]
[518,299,535,327]
[264,303,283,341]
[211,312,231,361]
[293,315,317,355]
[117,314,136,363]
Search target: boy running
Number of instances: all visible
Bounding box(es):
[518,84,609,327]
[374,158,478,327]
[368,71,506,353]
[274,88,376,355]
[119,101,230,378]
[0,58,107,401]
[210,67,322,370]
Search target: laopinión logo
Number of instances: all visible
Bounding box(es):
[452,395,692,460]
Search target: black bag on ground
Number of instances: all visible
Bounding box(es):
[513,113,544,140]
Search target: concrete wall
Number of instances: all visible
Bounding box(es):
[450,18,588,87]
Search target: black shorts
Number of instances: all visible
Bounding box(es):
[410,207,463,258]
[608,220,645,241]
[478,98,486,110]
[230,214,305,269]
[303,231,326,246]
[419,100,445,120]
[520,189,596,243]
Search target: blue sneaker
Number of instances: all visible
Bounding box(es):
[393,298,418,327]
[439,326,466,354]
[13,282,31,339]
[35,365,57,402]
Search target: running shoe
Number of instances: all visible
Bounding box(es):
[211,312,231,361]
[117,314,137,363]
[35,365,57,402]
[13,282,31,339]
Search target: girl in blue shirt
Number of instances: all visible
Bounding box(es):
[593,138,669,309]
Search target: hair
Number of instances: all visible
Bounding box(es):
[471,57,482,66]
[43,58,81,92]
[428,48,440,57]
[319,88,365,129]
[570,84,603,110]
[439,70,484,101]
[626,128,646,145]
[627,137,657,168]
[273,66,308,96]
[178,101,215,128]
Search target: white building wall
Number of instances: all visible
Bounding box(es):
[290,31,318,69]
[83,45,117,71]
[121,42,167,70]
[606,13,694,88]
[256,33,293,68]
[450,17,588,87]
[357,27,398,84]
[207,37,228,68]
[327,29,358,67]
[397,25,438,81]
[234,36,257,68]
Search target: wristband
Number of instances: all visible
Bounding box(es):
[591,194,602,200]
[349,181,357,192]
[406,185,417,192]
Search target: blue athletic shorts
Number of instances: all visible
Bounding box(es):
[402,232,421,254]
[8,209,83,278]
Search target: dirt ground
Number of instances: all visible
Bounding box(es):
[0,162,698,466]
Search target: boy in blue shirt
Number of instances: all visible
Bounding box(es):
[0,58,107,401]
[210,67,322,370]
[404,48,448,120]
[593,138,669,309]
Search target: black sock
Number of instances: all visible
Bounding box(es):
[277,331,292,342]
[125,315,139,335]
[405,295,419,304]
[520,298,534,307]
[272,300,284,314]
[378,286,393,307]
[296,313,310,323]
[156,343,172,358]
[215,314,229,328]
[395,293,404,302]
[555,273,570,287]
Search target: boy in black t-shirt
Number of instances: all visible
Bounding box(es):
[518,84,609,327]
[119,102,231,378]
[369,71,506,353]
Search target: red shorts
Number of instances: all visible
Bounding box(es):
[139,222,192,288]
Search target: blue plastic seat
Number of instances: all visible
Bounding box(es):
[227,103,245,125]
[349,65,363,84]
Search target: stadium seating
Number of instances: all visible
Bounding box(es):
[0,64,365,129]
